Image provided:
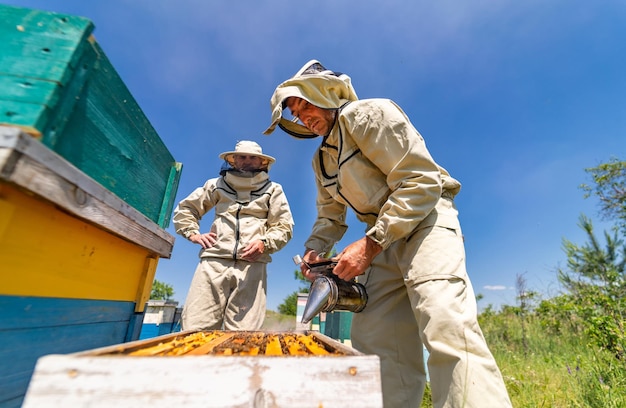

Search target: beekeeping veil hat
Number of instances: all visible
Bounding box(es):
[219,140,276,169]
[263,60,358,139]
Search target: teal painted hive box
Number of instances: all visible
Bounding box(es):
[1,4,181,407]
[0,4,181,228]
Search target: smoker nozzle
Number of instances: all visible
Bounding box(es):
[301,276,334,324]
[299,259,368,324]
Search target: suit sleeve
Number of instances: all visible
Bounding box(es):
[344,99,443,249]
[172,179,219,238]
[263,183,295,253]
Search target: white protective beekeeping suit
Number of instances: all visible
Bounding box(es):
[173,141,294,331]
[264,61,512,408]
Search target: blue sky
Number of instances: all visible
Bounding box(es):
[7,0,625,311]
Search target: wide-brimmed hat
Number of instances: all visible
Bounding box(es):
[219,140,276,167]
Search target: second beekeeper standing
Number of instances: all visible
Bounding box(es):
[173,140,294,331]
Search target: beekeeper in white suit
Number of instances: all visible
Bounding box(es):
[264,60,512,408]
[173,140,294,331]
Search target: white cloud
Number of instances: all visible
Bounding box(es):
[483,285,508,291]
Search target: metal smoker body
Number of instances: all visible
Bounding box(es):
[296,257,368,324]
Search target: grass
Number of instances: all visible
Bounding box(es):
[264,309,626,407]
[417,314,626,407]
[480,313,626,408]
[261,310,297,331]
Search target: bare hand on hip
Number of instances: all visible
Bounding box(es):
[189,231,218,249]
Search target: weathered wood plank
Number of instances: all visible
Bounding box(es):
[0,127,174,257]
[24,353,383,407]
[0,76,60,106]
[0,99,49,134]
[0,6,93,38]
[0,51,82,87]
[0,296,135,330]
[0,6,93,87]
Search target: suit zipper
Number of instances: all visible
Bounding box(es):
[233,203,243,260]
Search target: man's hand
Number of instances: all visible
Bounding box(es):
[240,239,266,262]
[332,237,382,281]
[189,231,218,249]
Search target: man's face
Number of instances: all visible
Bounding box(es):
[285,97,335,136]
[233,154,264,172]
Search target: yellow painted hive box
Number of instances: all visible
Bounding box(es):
[23,330,383,408]
[0,126,176,406]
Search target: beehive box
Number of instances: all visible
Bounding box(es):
[0,126,176,406]
[1,4,182,405]
[0,4,181,228]
[138,299,182,339]
[23,330,383,407]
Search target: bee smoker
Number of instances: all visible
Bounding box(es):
[293,255,368,324]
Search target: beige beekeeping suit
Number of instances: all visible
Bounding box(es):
[264,60,512,408]
[173,142,294,331]
[173,170,293,263]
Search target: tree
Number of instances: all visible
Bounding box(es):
[516,273,530,356]
[580,157,626,235]
[277,292,299,316]
[276,269,310,316]
[151,279,175,300]
[536,294,582,336]
[557,215,626,359]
